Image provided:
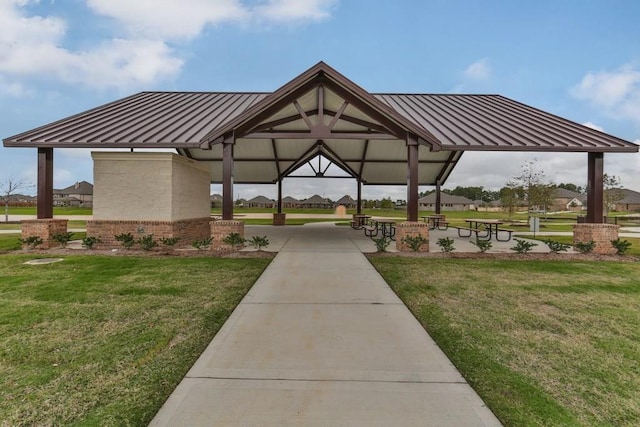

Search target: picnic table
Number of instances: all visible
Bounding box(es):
[365,218,396,240]
[350,214,371,229]
[458,219,512,242]
[421,214,448,230]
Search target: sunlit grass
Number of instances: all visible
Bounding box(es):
[0,255,271,425]
[370,257,640,426]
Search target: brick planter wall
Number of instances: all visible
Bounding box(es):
[273,213,286,226]
[21,219,68,249]
[211,220,245,251]
[396,221,429,252]
[573,223,619,255]
[86,218,210,248]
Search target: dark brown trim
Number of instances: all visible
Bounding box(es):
[243,131,396,140]
[586,152,604,223]
[435,180,442,215]
[222,133,234,220]
[406,134,419,222]
[37,147,54,219]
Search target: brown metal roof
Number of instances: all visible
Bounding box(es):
[4,91,268,147]
[375,94,637,152]
[5,92,636,153]
[3,62,637,188]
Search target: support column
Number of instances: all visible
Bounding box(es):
[586,152,604,223]
[277,179,283,214]
[406,134,419,222]
[37,147,54,219]
[222,133,235,221]
[356,179,362,214]
[273,179,286,225]
[435,179,442,214]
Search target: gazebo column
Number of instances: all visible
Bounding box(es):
[222,134,234,220]
[273,179,285,225]
[435,179,442,214]
[37,147,54,219]
[21,147,67,249]
[574,152,618,254]
[586,152,604,223]
[406,135,419,222]
[397,134,429,252]
[213,133,244,249]
[356,179,362,214]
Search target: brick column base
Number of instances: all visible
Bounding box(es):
[86,218,210,248]
[273,213,286,226]
[211,220,245,251]
[396,221,430,252]
[573,223,619,255]
[21,219,68,249]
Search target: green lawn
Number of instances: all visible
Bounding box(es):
[0,255,271,425]
[369,257,640,426]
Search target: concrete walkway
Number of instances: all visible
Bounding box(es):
[150,224,501,426]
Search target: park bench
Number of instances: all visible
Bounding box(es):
[456,226,490,239]
[495,228,513,242]
[363,225,378,238]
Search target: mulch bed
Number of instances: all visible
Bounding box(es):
[367,251,639,262]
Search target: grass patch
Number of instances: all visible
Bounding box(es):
[369,257,640,426]
[525,235,640,256]
[0,255,270,425]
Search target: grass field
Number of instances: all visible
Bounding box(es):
[0,255,271,425]
[370,257,640,426]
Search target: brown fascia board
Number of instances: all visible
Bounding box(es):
[199,61,442,150]
[2,92,146,147]
[440,144,639,153]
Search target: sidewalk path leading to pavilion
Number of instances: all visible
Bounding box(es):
[150,223,502,426]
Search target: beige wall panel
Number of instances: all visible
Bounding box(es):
[171,156,211,220]
[92,152,210,221]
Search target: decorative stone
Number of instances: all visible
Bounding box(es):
[573,223,619,255]
[273,213,286,226]
[20,219,68,249]
[396,221,429,252]
[86,218,210,248]
[211,220,245,250]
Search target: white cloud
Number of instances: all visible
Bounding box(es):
[571,64,640,125]
[582,121,604,132]
[254,0,337,23]
[0,2,183,92]
[464,58,491,81]
[86,0,249,40]
[0,0,337,94]
[86,0,337,39]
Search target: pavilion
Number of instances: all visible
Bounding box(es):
[3,62,638,252]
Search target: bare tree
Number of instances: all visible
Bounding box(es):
[603,174,624,214]
[0,177,33,222]
[511,159,555,213]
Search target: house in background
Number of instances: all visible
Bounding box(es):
[53,181,93,207]
[552,188,586,211]
[246,195,276,208]
[210,194,222,208]
[613,189,640,212]
[300,195,333,209]
[418,193,474,211]
[336,195,357,208]
[282,196,300,208]
[5,194,37,207]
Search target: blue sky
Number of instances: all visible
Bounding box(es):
[1,0,639,201]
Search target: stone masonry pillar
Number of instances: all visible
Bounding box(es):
[573,223,619,255]
[396,221,429,252]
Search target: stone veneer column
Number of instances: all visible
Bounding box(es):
[573,223,619,255]
[211,220,245,250]
[273,213,286,226]
[21,219,68,249]
[396,221,429,252]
